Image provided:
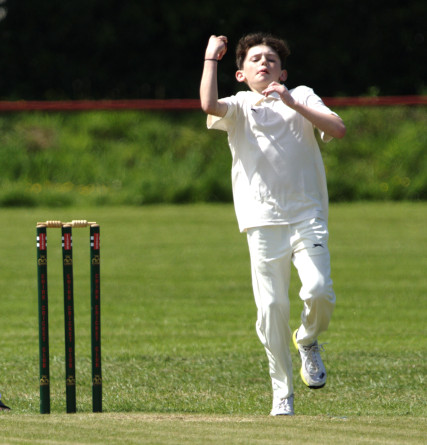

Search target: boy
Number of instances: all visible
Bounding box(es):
[200,33,346,416]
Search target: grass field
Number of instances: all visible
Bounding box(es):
[0,202,426,444]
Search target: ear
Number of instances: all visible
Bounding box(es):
[235,70,246,83]
[279,70,288,82]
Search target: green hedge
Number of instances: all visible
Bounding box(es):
[325,106,427,201]
[0,106,425,207]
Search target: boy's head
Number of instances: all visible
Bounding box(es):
[235,33,291,93]
[236,33,290,70]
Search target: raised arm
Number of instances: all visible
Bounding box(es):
[200,35,229,117]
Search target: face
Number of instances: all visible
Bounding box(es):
[236,45,287,93]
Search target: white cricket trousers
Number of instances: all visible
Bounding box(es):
[246,218,336,401]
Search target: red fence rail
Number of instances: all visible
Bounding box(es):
[0,96,425,112]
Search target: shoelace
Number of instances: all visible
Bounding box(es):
[277,397,293,411]
[302,343,326,374]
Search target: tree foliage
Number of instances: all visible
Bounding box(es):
[0,0,425,100]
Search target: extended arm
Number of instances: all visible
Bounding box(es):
[200,35,229,117]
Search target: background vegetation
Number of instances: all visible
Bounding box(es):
[0,105,425,208]
[0,0,425,100]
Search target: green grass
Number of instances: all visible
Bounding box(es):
[0,202,426,443]
[0,414,425,445]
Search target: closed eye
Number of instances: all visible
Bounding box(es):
[250,52,279,63]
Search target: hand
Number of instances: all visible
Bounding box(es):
[262,82,296,108]
[262,83,346,138]
[205,35,228,61]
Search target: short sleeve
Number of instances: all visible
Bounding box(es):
[301,87,339,143]
[207,96,238,131]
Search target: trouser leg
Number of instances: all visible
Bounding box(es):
[247,226,293,400]
[292,219,336,346]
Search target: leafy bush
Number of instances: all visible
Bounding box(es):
[0,106,425,207]
[324,106,427,201]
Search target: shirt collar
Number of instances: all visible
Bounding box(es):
[253,91,281,106]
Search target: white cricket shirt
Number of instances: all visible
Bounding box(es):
[208,86,336,232]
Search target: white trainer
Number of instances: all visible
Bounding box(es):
[293,329,327,389]
[270,394,294,416]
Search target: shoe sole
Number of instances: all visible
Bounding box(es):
[292,329,326,390]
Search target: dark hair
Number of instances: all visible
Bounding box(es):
[236,33,291,69]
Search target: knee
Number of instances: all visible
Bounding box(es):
[302,275,335,305]
[256,298,291,346]
[260,298,290,318]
